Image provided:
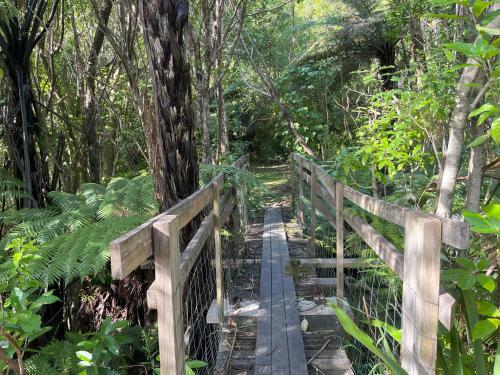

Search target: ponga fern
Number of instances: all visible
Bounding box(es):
[0,170,29,205]
[31,216,148,286]
[2,175,159,286]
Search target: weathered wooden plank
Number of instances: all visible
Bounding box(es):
[149,191,236,308]
[344,211,405,279]
[299,278,337,287]
[179,190,235,287]
[310,165,317,252]
[315,200,337,228]
[152,216,184,375]
[297,158,304,225]
[110,182,214,279]
[343,185,469,249]
[111,155,248,280]
[276,207,308,375]
[270,208,289,374]
[336,183,345,300]
[213,177,223,325]
[255,209,273,374]
[297,258,368,268]
[401,212,441,374]
[292,153,469,249]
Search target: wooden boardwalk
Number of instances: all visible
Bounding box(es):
[255,207,308,374]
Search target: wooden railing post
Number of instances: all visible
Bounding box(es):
[213,179,223,325]
[153,216,185,375]
[335,182,344,300]
[401,212,441,374]
[241,156,249,230]
[297,156,304,226]
[310,163,317,252]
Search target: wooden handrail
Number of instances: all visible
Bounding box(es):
[292,153,469,249]
[111,154,249,279]
[291,153,469,375]
[110,154,249,375]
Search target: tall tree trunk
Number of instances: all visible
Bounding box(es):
[436,6,499,217]
[215,0,229,162]
[83,0,113,183]
[200,0,214,165]
[0,1,59,207]
[465,123,487,212]
[139,0,198,210]
[409,10,426,80]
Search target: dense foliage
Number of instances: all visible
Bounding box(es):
[0,0,498,373]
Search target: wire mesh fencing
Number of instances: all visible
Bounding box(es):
[292,169,403,374]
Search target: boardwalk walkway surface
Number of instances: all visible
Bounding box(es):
[255,207,308,374]
[112,159,469,375]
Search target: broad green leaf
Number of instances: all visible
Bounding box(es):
[457,274,476,289]
[450,326,464,375]
[331,304,408,375]
[484,203,500,219]
[12,252,21,267]
[492,117,500,144]
[476,258,490,271]
[468,134,490,148]
[366,319,402,342]
[477,274,496,292]
[477,301,500,317]
[473,1,494,17]
[472,318,500,340]
[456,257,475,270]
[477,25,500,36]
[186,360,207,369]
[469,103,500,119]
[76,350,93,362]
[31,292,60,309]
[445,42,479,57]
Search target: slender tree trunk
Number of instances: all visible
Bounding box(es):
[139,0,198,210]
[215,0,229,162]
[436,6,500,217]
[408,10,426,87]
[83,0,113,183]
[240,32,317,158]
[465,123,487,212]
[200,0,214,165]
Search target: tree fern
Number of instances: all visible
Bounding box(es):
[25,339,80,375]
[2,176,158,286]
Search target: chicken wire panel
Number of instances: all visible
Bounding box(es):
[297,178,403,374]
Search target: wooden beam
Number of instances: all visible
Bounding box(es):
[310,165,317,252]
[336,182,345,300]
[343,185,469,249]
[315,200,336,228]
[292,153,470,249]
[401,212,441,374]
[344,211,405,279]
[152,216,184,375]
[111,155,248,280]
[297,258,368,268]
[300,277,337,287]
[213,177,223,325]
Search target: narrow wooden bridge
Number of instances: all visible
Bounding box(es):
[110,154,469,375]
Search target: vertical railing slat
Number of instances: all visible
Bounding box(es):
[401,212,441,374]
[335,182,344,300]
[154,215,185,375]
[310,163,317,253]
[298,157,304,226]
[213,178,223,325]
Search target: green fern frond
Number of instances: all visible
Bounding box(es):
[31,216,149,286]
